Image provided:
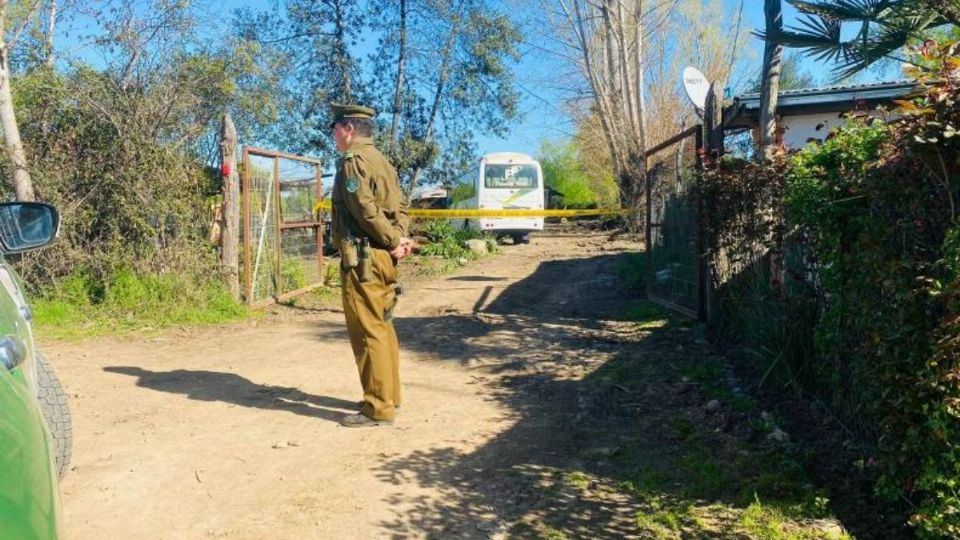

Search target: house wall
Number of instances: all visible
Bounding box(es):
[781,110,895,150]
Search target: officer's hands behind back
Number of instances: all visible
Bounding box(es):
[391,237,417,260]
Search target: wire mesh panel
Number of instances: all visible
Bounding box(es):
[646,129,701,317]
[242,148,323,306]
[277,157,323,301]
[243,153,280,305]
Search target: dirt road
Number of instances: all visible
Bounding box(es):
[50,228,650,539]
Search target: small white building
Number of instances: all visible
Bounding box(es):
[726,80,915,150]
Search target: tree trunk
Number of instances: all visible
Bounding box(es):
[389,0,407,148]
[407,6,461,197]
[632,0,648,231]
[569,0,626,177]
[600,2,627,159]
[334,1,351,101]
[615,0,639,148]
[219,114,241,301]
[0,47,36,201]
[44,0,56,68]
[759,0,782,159]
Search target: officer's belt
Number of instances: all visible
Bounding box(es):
[349,234,392,251]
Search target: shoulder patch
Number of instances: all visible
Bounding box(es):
[346,176,360,193]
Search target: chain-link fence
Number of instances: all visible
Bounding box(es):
[646,128,702,317]
[242,148,324,307]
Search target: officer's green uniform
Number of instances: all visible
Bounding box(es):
[330,104,409,423]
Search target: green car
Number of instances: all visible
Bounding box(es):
[0,201,69,539]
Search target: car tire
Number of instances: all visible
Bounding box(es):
[36,353,72,479]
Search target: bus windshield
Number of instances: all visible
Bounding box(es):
[484,164,538,189]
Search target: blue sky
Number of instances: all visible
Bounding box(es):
[206,0,778,157]
[53,1,900,159]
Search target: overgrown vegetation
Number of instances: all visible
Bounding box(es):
[702,41,960,536]
[4,37,272,333]
[31,270,249,339]
[538,140,617,208]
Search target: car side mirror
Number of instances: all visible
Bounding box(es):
[0,202,60,254]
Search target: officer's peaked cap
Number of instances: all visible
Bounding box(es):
[330,103,376,124]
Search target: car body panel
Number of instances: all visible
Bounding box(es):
[0,362,62,539]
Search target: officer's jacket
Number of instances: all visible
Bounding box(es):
[331,137,410,249]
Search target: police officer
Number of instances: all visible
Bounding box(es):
[329,103,413,428]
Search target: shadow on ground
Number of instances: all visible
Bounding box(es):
[103,367,355,424]
[379,250,887,539]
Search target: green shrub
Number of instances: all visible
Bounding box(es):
[538,140,603,208]
[418,221,487,259]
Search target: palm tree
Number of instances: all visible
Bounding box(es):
[762,0,957,79]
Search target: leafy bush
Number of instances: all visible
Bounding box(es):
[539,140,617,208]
[417,220,488,259]
[703,40,960,536]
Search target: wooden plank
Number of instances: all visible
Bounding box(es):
[244,146,323,165]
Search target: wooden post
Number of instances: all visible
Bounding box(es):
[219,114,241,301]
[700,84,724,326]
[759,0,783,159]
[704,84,724,157]
[695,125,708,323]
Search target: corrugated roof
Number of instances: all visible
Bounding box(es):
[737,79,914,100]
[724,80,918,129]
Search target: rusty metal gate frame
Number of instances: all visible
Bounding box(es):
[242,147,324,308]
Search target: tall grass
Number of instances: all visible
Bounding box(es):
[32,269,249,338]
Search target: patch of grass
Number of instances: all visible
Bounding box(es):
[739,498,851,540]
[617,251,647,291]
[670,415,697,444]
[511,521,571,540]
[634,496,705,539]
[563,471,591,489]
[741,502,788,539]
[680,448,734,499]
[32,269,251,339]
[413,256,467,277]
[535,524,570,540]
[622,300,666,323]
[679,361,758,412]
[636,508,683,536]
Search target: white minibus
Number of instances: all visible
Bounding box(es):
[448,152,545,244]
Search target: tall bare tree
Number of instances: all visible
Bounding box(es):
[555,0,650,216]
[0,0,44,201]
[43,0,56,68]
[389,0,407,148]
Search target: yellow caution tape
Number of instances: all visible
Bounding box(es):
[314,199,627,218]
[407,208,628,218]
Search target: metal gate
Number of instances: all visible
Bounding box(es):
[242,147,324,307]
[645,126,704,318]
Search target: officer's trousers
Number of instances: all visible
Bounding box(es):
[341,248,401,421]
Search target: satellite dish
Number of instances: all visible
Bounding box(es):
[682,66,710,113]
